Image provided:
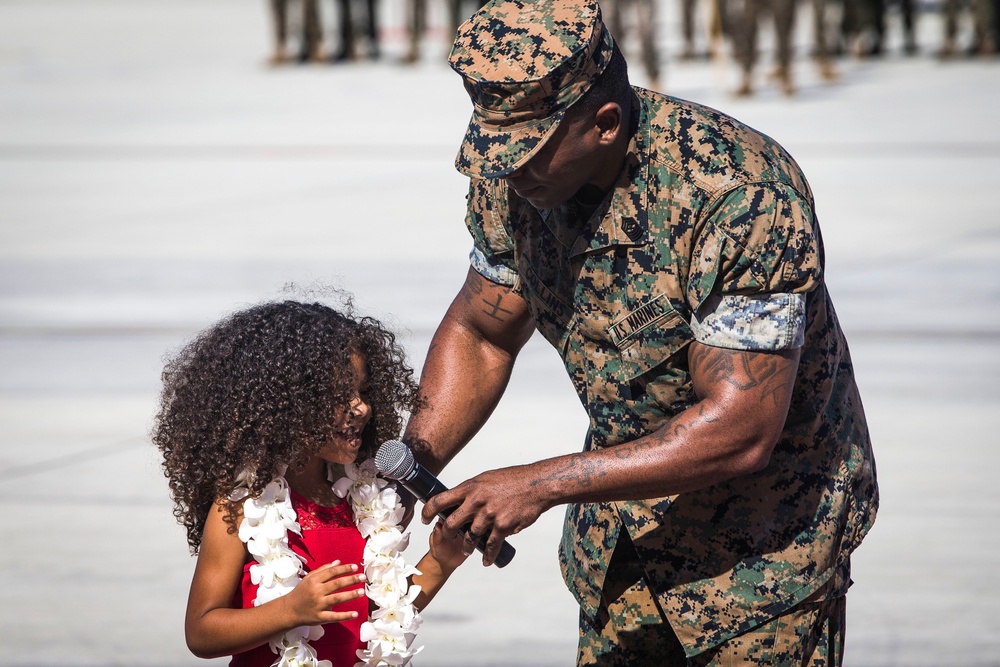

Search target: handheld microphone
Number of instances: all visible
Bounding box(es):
[374,439,515,568]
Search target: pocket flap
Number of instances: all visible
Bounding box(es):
[610,295,693,380]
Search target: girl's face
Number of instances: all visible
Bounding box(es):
[318,352,372,466]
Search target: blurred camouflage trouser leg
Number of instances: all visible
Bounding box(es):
[733,0,798,95]
[404,0,426,62]
[301,0,324,61]
[993,0,1000,50]
[973,0,998,52]
[269,0,291,63]
[681,0,699,58]
[771,0,797,87]
[334,0,354,60]
[898,0,917,53]
[602,0,661,88]
[811,0,839,78]
[939,0,960,55]
[362,0,379,58]
[634,0,661,87]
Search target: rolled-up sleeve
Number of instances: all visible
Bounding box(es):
[469,245,518,286]
[690,292,806,350]
[686,182,821,351]
[465,177,519,286]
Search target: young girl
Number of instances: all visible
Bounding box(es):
[153,299,466,667]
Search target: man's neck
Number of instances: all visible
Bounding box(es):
[571,183,609,223]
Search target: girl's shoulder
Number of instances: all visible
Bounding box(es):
[195,497,250,567]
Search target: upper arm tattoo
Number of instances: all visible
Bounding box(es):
[459,270,486,305]
[689,343,797,408]
[460,271,517,324]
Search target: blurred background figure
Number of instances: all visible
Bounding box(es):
[332,0,381,61]
[403,0,428,62]
[938,0,998,57]
[603,0,662,88]
[258,0,1000,76]
[810,0,843,78]
[729,0,800,96]
[679,0,700,59]
[268,0,326,64]
[840,0,918,57]
[404,0,487,63]
[677,0,729,61]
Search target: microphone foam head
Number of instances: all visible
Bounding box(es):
[374,439,415,480]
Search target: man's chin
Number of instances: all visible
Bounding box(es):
[521,191,566,210]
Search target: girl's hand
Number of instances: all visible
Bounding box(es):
[281,561,366,627]
[410,521,470,610]
[428,520,471,574]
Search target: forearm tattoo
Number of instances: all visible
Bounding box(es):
[526,348,794,498]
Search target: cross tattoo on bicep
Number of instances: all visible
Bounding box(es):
[480,293,514,322]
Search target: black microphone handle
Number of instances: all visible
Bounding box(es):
[399,463,449,500]
[396,465,516,568]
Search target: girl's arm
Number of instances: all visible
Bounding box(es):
[410,521,469,611]
[184,500,367,659]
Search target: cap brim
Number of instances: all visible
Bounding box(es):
[454,110,566,179]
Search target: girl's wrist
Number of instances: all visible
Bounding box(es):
[274,589,305,629]
[419,551,457,580]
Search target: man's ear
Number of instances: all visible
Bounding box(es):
[594,102,623,144]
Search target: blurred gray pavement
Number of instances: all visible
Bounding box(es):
[2,0,999,665]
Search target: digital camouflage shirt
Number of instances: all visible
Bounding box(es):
[464,87,878,656]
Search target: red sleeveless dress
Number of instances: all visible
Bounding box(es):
[230,489,368,667]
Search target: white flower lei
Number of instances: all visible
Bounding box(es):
[231,460,422,667]
[333,460,423,666]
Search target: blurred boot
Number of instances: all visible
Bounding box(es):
[735,70,754,96]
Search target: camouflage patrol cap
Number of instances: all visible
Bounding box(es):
[449,0,616,179]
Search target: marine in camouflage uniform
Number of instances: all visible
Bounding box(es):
[268,0,325,64]
[404,1,878,664]
[729,0,801,95]
[938,0,998,57]
[403,0,488,63]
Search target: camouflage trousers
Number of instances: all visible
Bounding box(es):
[577,534,847,666]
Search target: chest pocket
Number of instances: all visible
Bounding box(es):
[609,293,694,381]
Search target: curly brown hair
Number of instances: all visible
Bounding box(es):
[152,299,420,554]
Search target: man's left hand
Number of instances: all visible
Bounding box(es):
[421,464,550,566]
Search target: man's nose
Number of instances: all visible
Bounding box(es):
[504,165,526,181]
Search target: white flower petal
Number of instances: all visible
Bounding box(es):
[332,476,354,498]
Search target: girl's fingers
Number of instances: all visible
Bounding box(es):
[313,561,359,581]
[323,586,367,606]
[321,573,366,595]
[316,609,362,623]
[323,572,368,593]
